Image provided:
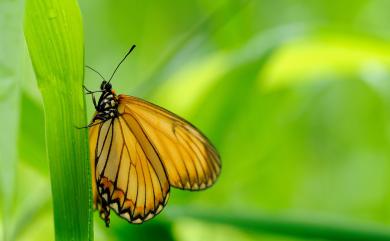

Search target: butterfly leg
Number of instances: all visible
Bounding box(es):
[82,85,96,94]
[91,93,98,109]
[75,115,107,129]
[83,85,104,110]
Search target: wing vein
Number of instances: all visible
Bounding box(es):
[120,115,167,195]
[101,120,115,179]
[123,112,186,187]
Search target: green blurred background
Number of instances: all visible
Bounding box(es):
[2,0,390,240]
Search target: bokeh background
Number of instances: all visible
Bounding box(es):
[2,0,390,240]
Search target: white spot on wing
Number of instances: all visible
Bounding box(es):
[164,193,170,205]
[132,218,143,224]
[156,204,163,214]
[145,213,154,221]
[121,212,131,221]
[102,193,108,201]
[110,202,119,212]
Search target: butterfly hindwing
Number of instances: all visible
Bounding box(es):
[89,117,170,224]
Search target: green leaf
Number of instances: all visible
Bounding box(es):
[19,92,48,175]
[24,0,93,240]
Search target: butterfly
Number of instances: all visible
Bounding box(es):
[84,45,221,227]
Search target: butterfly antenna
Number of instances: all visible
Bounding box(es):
[108,45,136,84]
[86,65,106,81]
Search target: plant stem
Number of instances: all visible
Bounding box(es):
[24,0,93,240]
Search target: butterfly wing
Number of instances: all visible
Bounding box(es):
[89,116,170,225]
[118,95,221,190]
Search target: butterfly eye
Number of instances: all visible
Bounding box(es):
[100,81,112,91]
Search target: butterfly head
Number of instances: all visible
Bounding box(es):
[100,81,112,92]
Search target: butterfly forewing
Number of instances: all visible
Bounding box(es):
[118,95,221,190]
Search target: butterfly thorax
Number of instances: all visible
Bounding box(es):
[93,81,119,123]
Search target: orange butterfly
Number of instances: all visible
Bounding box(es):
[85,45,221,226]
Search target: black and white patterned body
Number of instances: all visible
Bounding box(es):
[91,81,119,123]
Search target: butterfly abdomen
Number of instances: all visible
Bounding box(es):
[94,91,120,122]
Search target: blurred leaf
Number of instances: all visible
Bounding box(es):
[260,34,390,91]
[168,206,390,241]
[109,216,175,241]
[11,162,52,241]
[133,0,251,96]
[0,0,24,240]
